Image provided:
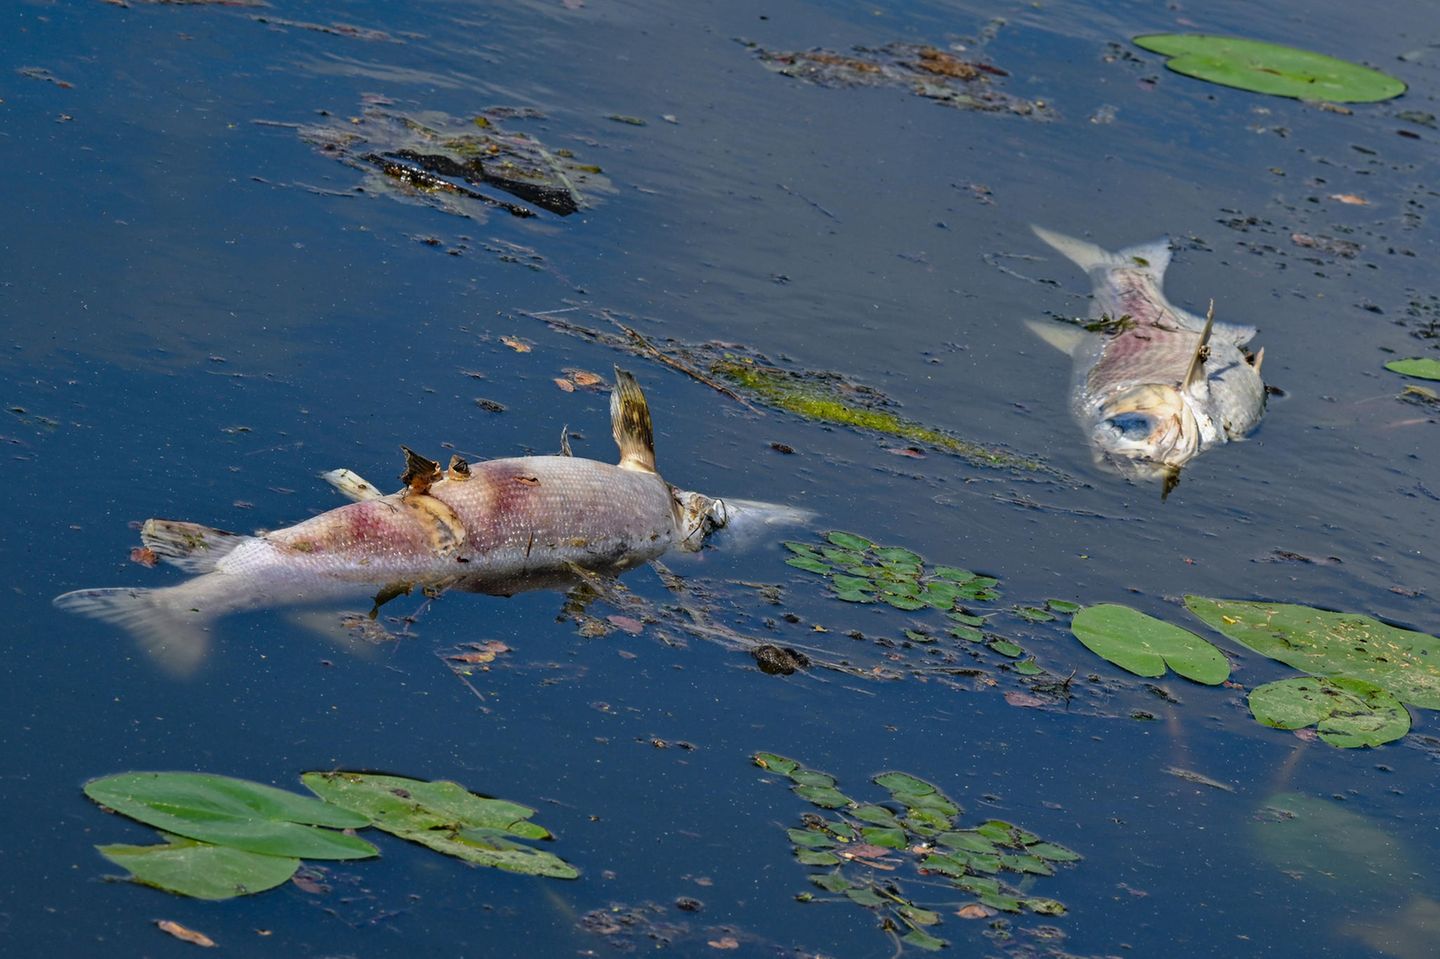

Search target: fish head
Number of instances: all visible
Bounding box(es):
[672,488,729,550]
[1090,383,1205,478]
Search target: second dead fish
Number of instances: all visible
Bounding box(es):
[1027,225,1267,493]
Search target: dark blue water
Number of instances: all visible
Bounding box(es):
[4,0,1437,955]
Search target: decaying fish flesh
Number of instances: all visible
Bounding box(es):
[1026,225,1267,493]
[55,371,796,673]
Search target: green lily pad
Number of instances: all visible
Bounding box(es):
[1248,676,1411,748]
[1133,34,1406,102]
[1384,357,1440,381]
[1071,604,1230,684]
[903,928,947,951]
[827,531,874,551]
[811,872,851,893]
[786,555,833,574]
[84,772,376,861]
[97,835,300,900]
[797,848,841,866]
[1184,597,1440,708]
[301,772,576,878]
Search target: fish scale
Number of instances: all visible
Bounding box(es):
[1087,327,1201,394]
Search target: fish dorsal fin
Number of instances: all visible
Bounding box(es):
[1024,318,1088,356]
[610,368,656,473]
[141,519,247,573]
[400,446,442,493]
[559,425,573,457]
[1182,300,1217,391]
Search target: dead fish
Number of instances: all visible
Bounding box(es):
[1027,226,1266,493]
[55,370,792,674]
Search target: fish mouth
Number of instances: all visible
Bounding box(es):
[1091,384,1203,476]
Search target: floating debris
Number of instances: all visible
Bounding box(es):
[294,101,611,220]
[748,41,1052,118]
[526,307,1057,473]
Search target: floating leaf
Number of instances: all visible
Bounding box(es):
[1045,599,1080,614]
[988,639,1025,658]
[84,773,376,861]
[1025,841,1081,862]
[786,555,833,574]
[1248,676,1410,748]
[795,784,852,808]
[797,848,841,866]
[1184,598,1440,708]
[97,836,299,900]
[301,772,576,878]
[1071,604,1230,684]
[860,826,908,849]
[754,752,800,776]
[826,531,874,551]
[1384,358,1440,381]
[903,928,947,951]
[810,872,851,893]
[1133,34,1406,102]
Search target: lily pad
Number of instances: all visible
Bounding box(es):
[1248,676,1411,748]
[84,772,377,861]
[97,835,299,900]
[1133,34,1406,102]
[1384,357,1440,381]
[1184,597,1440,708]
[301,772,576,878]
[1071,604,1230,684]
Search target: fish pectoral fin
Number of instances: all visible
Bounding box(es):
[1161,466,1182,501]
[610,368,657,473]
[141,519,247,574]
[1023,318,1088,356]
[1182,301,1217,391]
[322,468,384,502]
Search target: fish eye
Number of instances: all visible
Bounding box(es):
[1106,413,1153,438]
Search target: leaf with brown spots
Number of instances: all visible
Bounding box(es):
[607,615,644,634]
[156,920,216,947]
[554,377,576,392]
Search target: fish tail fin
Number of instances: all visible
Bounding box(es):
[53,587,213,676]
[141,519,246,574]
[1032,225,1172,279]
[1024,318,1088,356]
[611,368,657,473]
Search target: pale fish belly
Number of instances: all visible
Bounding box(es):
[254,455,680,586]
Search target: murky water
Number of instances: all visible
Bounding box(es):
[4,0,1437,955]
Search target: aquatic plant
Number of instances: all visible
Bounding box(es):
[755,753,1079,951]
[87,771,576,899]
[1133,35,1406,102]
[1070,603,1230,685]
